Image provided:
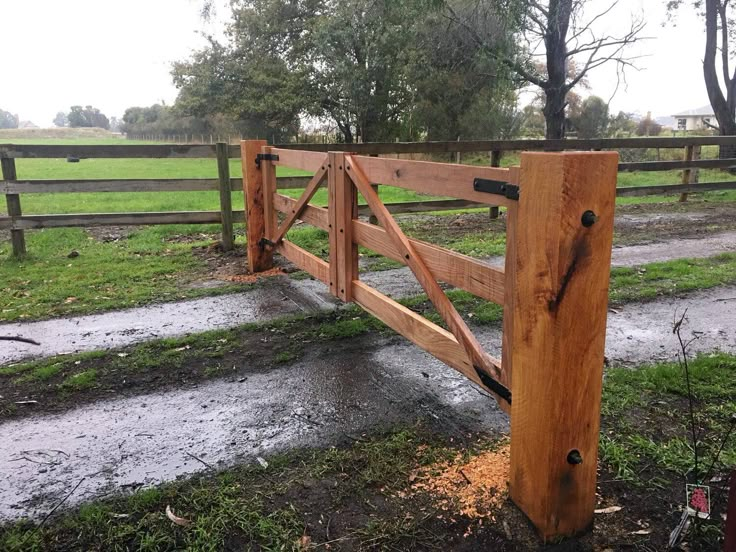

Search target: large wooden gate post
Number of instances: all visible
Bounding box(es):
[509,152,618,539]
[242,140,273,273]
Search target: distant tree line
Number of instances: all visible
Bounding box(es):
[54,106,111,130]
[0,109,19,129]
[519,94,656,139]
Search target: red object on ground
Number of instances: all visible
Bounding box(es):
[725,470,736,552]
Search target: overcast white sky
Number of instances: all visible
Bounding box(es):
[0,0,710,127]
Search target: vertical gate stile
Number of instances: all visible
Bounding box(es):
[509,151,618,540]
[327,152,339,297]
[261,145,278,241]
[241,140,273,273]
[500,200,517,389]
[334,152,358,302]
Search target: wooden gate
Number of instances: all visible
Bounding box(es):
[241,140,618,540]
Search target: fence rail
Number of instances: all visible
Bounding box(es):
[2,137,736,257]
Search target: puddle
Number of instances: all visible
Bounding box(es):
[605,287,736,365]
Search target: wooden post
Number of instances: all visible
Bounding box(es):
[1,157,26,257]
[368,153,379,225]
[489,150,502,219]
[679,145,700,202]
[216,142,234,251]
[509,152,618,540]
[241,140,273,272]
[328,151,358,302]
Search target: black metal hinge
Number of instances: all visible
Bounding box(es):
[473,366,512,404]
[473,178,519,201]
[258,237,275,248]
[255,153,280,168]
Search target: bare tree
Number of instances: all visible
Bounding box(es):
[445,0,646,138]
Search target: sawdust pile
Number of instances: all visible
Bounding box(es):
[222,267,286,283]
[411,443,510,520]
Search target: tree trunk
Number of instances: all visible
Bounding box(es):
[543,87,567,139]
[542,0,573,139]
[704,0,736,161]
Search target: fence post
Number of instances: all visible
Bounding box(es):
[1,157,26,257]
[242,140,273,272]
[679,144,700,202]
[489,150,502,219]
[216,142,234,251]
[509,151,618,540]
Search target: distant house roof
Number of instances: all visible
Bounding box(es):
[672,105,714,117]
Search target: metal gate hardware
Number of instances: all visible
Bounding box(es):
[473,366,512,404]
[473,178,520,200]
[255,153,280,168]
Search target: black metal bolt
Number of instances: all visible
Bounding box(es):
[581,210,598,227]
[567,449,583,465]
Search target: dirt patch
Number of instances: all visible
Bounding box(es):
[613,200,736,245]
[85,225,140,243]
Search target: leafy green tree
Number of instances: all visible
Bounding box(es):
[636,113,662,137]
[407,4,518,141]
[174,0,520,143]
[0,109,19,129]
[67,106,110,129]
[519,103,546,137]
[607,111,637,137]
[121,104,208,137]
[171,11,309,142]
[569,95,609,138]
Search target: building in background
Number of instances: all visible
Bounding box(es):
[671,105,717,131]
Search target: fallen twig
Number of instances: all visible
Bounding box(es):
[0,335,40,345]
[38,477,86,527]
[458,469,472,485]
[185,451,215,470]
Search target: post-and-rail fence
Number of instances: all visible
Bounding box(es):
[2,136,736,257]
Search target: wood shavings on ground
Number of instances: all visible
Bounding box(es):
[410,442,510,522]
[221,267,286,283]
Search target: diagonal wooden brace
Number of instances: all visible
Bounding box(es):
[344,155,509,407]
[271,165,328,246]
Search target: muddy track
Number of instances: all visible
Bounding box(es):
[2,231,735,366]
[1,285,735,522]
